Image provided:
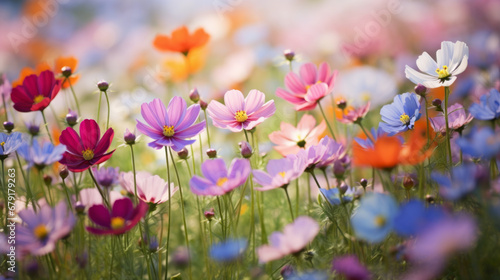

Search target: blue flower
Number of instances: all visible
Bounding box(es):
[469,88,500,121]
[92,166,120,188]
[209,238,247,262]
[456,127,500,159]
[394,200,445,236]
[320,186,354,205]
[379,92,421,136]
[351,193,398,243]
[354,127,404,149]
[0,132,24,158]
[431,164,477,201]
[18,138,66,169]
[288,270,328,280]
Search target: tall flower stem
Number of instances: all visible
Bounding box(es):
[2,95,8,121]
[16,152,35,212]
[88,169,110,209]
[129,145,139,204]
[103,91,111,130]
[317,101,336,140]
[1,159,7,227]
[41,110,54,144]
[67,79,81,115]
[283,187,295,221]
[217,196,225,238]
[357,122,374,143]
[97,92,102,124]
[168,147,193,280]
[443,86,453,168]
[164,148,172,280]
[203,110,212,148]
[424,97,431,145]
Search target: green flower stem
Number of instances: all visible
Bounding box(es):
[283,187,295,221]
[129,145,139,205]
[88,168,110,209]
[97,92,102,124]
[317,101,336,140]
[217,196,225,238]
[424,97,431,145]
[41,110,54,144]
[66,78,81,116]
[321,169,331,189]
[61,178,72,210]
[164,147,172,280]
[358,122,374,143]
[443,86,453,168]
[2,94,8,121]
[16,152,35,212]
[203,110,212,148]
[103,90,110,130]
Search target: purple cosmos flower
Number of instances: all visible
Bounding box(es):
[15,201,75,257]
[18,138,66,169]
[331,255,371,280]
[276,62,338,111]
[430,103,473,133]
[338,102,371,124]
[379,92,421,136]
[469,88,500,121]
[91,167,119,188]
[120,171,178,204]
[257,216,319,263]
[86,197,148,235]
[207,89,276,132]
[253,155,306,191]
[297,136,347,170]
[189,158,251,196]
[136,97,205,151]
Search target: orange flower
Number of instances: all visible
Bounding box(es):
[153,26,210,55]
[163,47,206,82]
[399,122,436,165]
[55,56,80,89]
[12,62,51,87]
[353,136,402,169]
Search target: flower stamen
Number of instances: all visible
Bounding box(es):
[435,65,450,80]
[33,95,45,104]
[34,224,49,240]
[216,177,228,187]
[163,125,175,137]
[235,111,248,123]
[400,114,410,125]
[82,149,94,161]
[374,215,386,227]
[111,217,125,229]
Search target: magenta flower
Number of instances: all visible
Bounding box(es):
[338,102,371,124]
[276,62,338,111]
[86,197,148,235]
[253,155,306,191]
[257,216,319,263]
[332,255,371,280]
[15,201,75,257]
[11,70,61,112]
[430,103,473,133]
[207,89,276,132]
[59,119,115,172]
[189,158,251,196]
[120,171,178,204]
[136,97,205,151]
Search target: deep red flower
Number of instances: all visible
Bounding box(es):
[86,197,148,235]
[11,70,61,112]
[59,119,115,172]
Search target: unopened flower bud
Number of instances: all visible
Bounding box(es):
[283,49,295,62]
[59,165,69,179]
[425,194,435,204]
[206,149,217,158]
[336,99,347,110]
[239,141,253,158]
[403,176,414,189]
[177,147,189,159]
[3,121,14,133]
[333,163,345,178]
[414,84,427,97]
[432,98,442,112]
[359,178,368,188]
[204,208,215,221]
[27,123,39,136]
[66,109,78,127]
[189,88,200,103]
[173,246,190,268]
[339,183,349,195]
[124,128,136,145]
[199,99,208,110]
[61,66,72,78]
[43,175,52,186]
[97,80,109,92]
[75,201,85,214]
[303,250,315,261]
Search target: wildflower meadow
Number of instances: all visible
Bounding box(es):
[1,0,500,279]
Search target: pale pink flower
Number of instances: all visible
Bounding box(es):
[119,171,178,204]
[430,103,473,133]
[338,102,371,124]
[78,188,123,209]
[268,114,326,156]
[207,89,276,132]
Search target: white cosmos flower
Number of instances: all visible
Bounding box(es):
[405,41,469,88]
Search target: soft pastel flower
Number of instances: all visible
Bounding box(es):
[15,201,75,257]
[86,197,148,235]
[136,97,205,151]
[297,136,347,170]
[120,171,178,204]
[0,74,11,98]
[456,126,500,159]
[207,89,275,132]
[209,239,248,262]
[162,47,206,82]
[189,158,251,196]
[78,188,123,209]
[18,138,66,169]
[257,216,319,263]
[338,102,371,124]
[354,127,398,149]
[320,186,355,206]
[0,132,24,158]
[55,56,80,88]
[379,92,421,136]
[393,200,444,237]
[253,155,306,191]
[92,167,120,188]
[276,62,338,111]
[469,88,500,121]
[331,255,371,280]
[430,103,473,133]
[269,114,326,156]
[153,26,210,55]
[11,70,62,112]
[405,41,469,88]
[351,193,398,243]
[59,119,115,172]
[431,164,477,201]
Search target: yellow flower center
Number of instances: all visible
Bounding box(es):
[34,224,49,240]
[235,111,248,123]
[110,217,126,230]
[435,65,450,79]
[305,80,322,91]
[163,125,175,137]
[82,149,94,161]
[400,114,410,125]
[216,177,228,187]
[374,215,386,227]
[0,142,4,146]
[33,95,45,104]
[279,172,286,178]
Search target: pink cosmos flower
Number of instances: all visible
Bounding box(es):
[338,102,371,124]
[120,171,178,204]
[78,188,123,209]
[430,103,473,134]
[253,155,306,191]
[276,62,338,111]
[207,89,276,132]
[257,216,319,263]
[268,114,326,156]
[297,136,347,170]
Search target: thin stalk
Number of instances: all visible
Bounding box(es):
[283,187,295,221]
[129,145,139,204]
[358,122,374,143]
[41,110,54,144]
[164,147,172,280]
[88,169,110,208]
[67,78,81,115]
[97,92,102,124]
[103,91,110,130]
[317,101,336,140]
[424,97,431,145]
[217,196,225,238]
[61,179,73,210]
[204,110,211,148]
[443,86,453,168]
[2,94,8,121]
[321,169,330,189]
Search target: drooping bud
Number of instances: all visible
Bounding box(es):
[403,175,414,189]
[97,80,109,92]
[199,99,208,110]
[432,98,443,112]
[283,49,295,62]
[204,208,215,221]
[336,99,347,110]
[189,88,200,103]
[75,201,85,214]
[59,165,69,180]
[333,162,345,179]
[239,141,253,158]
[124,128,136,145]
[66,109,78,127]
[414,84,427,97]
[359,178,368,188]
[339,183,349,195]
[61,66,72,78]
[3,121,14,133]
[206,149,217,159]
[43,175,53,186]
[177,147,189,159]
[27,122,40,136]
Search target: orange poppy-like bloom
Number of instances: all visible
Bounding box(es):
[12,62,51,87]
[153,26,210,55]
[55,56,80,89]
[163,47,206,82]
